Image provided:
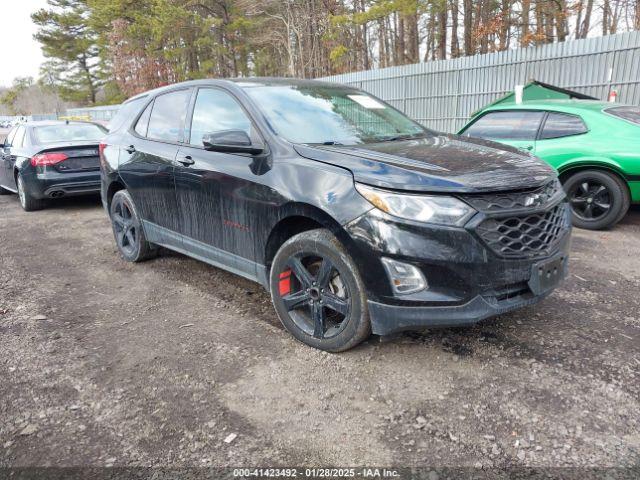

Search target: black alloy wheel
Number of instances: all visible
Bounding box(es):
[563,170,630,230]
[270,229,371,352]
[279,254,350,339]
[569,181,611,221]
[109,190,157,262]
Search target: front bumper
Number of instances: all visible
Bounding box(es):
[368,283,556,335]
[344,200,571,335]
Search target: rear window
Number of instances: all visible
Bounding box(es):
[539,112,588,139]
[33,124,106,144]
[108,96,148,132]
[605,106,640,125]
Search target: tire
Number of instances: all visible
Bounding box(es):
[109,189,157,262]
[269,228,371,352]
[563,170,630,230]
[16,174,45,211]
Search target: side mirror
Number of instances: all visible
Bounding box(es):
[202,130,264,155]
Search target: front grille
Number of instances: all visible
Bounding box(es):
[463,180,560,213]
[475,202,569,258]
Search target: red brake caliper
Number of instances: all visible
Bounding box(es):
[279,269,292,296]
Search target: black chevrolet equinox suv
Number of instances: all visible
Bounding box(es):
[100,78,571,352]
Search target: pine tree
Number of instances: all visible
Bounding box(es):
[32,0,103,104]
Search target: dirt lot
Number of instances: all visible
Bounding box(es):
[1,191,639,475]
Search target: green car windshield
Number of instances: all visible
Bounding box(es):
[242,84,428,145]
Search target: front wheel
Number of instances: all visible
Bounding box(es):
[109,189,157,262]
[269,229,371,352]
[563,170,630,230]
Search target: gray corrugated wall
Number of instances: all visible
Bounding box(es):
[321,31,640,133]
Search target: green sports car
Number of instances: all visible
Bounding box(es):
[459,100,640,230]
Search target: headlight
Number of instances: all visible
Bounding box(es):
[356,183,475,226]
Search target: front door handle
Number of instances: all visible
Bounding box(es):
[177,155,195,166]
[125,145,136,154]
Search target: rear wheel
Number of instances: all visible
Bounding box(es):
[563,170,630,230]
[269,229,371,352]
[109,190,157,262]
[17,174,45,211]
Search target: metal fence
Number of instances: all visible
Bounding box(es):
[322,31,640,133]
[66,105,120,122]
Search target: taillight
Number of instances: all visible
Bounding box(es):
[31,152,68,167]
[99,142,107,168]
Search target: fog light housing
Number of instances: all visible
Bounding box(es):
[381,258,428,295]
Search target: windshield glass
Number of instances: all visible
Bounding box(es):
[33,124,106,144]
[243,84,428,145]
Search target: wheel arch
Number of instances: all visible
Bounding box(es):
[262,203,358,274]
[557,160,630,193]
[105,177,127,211]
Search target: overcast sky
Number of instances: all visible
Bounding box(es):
[1,0,48,88]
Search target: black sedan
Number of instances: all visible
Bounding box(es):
[0,121,106,211]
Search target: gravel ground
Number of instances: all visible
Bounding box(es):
[0,193,639,477]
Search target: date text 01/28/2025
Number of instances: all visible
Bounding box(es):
[232,468,400,478]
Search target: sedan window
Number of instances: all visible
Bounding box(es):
[4,127,17,147]
[33,124,106,144]
[13,126,26,148]
[463,111,545,141]
[147,89,191,143]
[189,89,253,146]
[539,112,588,139]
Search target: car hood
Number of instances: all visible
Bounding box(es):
[294,134,555,193]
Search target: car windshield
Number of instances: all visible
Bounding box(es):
[33,124,106,144]
[242,84,429,145]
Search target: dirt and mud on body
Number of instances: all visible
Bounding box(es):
[0,195,639,476]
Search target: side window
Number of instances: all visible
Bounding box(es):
[464,111,545,141]
[13,127,26,148]
[108,96,147,132]
[147,89,191,143]
[4,127,17,147]
[540,112,588,140]
[134,101,153,137]
[189,88,253,146]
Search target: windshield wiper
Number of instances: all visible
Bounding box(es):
[306,141,345,146]
[376,134,423,142]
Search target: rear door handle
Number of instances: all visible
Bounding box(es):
[125,145,136,154]
[177,155,194,166]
